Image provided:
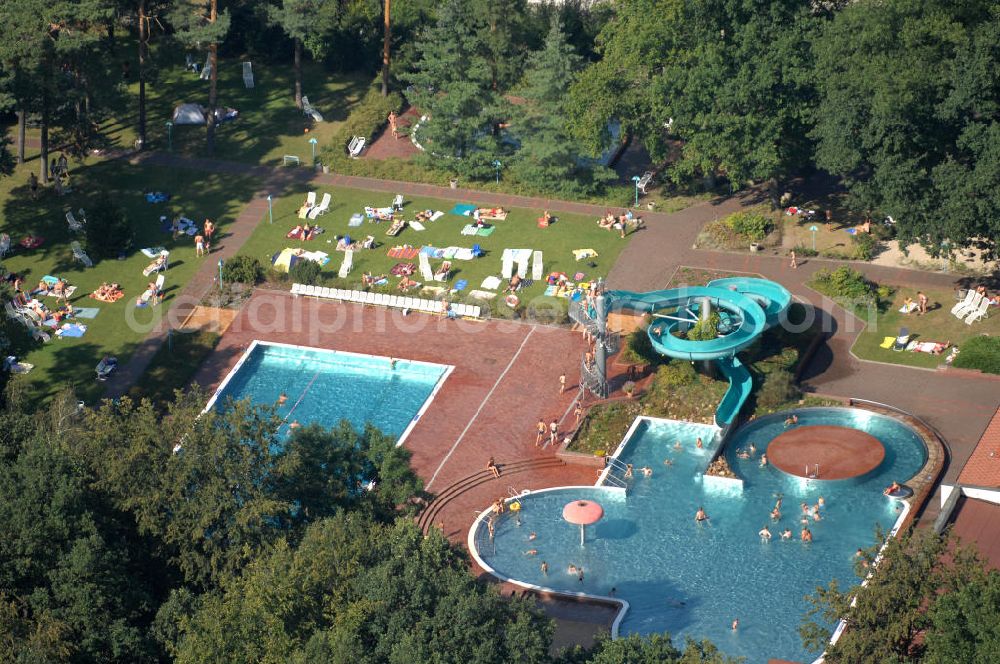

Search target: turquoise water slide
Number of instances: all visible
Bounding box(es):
[602,278,790,426]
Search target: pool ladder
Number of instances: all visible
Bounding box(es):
[602,458,629,489]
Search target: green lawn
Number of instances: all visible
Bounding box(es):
[1,158,256,403]
[140,56,368,166]
[851,286,999,368]
[236,185,633,315]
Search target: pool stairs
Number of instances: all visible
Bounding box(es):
[417,457,566,534]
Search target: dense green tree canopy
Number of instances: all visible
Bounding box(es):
[812,0,1000,256]
[569,0,818,192]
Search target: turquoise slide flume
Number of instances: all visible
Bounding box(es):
[601,278,791,426]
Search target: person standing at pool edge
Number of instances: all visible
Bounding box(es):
[535,419,546,446]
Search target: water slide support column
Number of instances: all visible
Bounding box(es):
[594,295,608,391]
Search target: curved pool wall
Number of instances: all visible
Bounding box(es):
[469,408,926,664]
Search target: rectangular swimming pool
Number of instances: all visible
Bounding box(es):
[206,341,452,444]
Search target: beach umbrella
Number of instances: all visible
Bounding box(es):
[563,499,604,546]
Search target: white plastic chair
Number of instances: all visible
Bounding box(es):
[309,193,331,219]
[242,61,254,89]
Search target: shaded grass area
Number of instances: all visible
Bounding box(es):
[851,286,999,369]
[238,185,632,317]
[126,330,221,404]
[1,158,257,404]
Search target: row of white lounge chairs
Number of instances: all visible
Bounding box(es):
[290,283,482,319]
[950,289,992,325]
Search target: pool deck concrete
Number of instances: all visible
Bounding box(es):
[191,290,600,542]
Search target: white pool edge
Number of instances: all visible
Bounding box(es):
[202,339,454,448]
[466,485,631,638]
[471,415,718,638]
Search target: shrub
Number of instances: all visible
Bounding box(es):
[619,326,657,365]
[792,244,819,257]
[953,336,1000,374]
[810,266,875,302]
[851,232,880,260]
[725,211,773,242]
[525,300,569,326]
[654,361,697,388]
[687,313,720,341]
[699,219,741,250]
[288,260,321,285]
[321,80,403,168]
[221,255,262,285]
[756,369,800,411]
[85,190,133,259]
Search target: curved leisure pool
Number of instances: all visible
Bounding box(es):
[472,409,927,664]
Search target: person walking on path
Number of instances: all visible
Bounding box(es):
[388,111,398,140]
[535,419,546,447]
[559,373,566,394]
[574,402,584,426]
[203,219,215,243]
[549,420,559,446]
[789,250,797,269]
[195,233,205,257]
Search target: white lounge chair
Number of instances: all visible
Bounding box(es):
[532,251,543,281]
[418,252,434,282]
[200,54,212,80]
[66,210,84,233]
[392,194,404,211]
[953,292,983,319]
[964,299,990,325]
[637,171,654,195]
[242,61,254,89]
[96,356,118,381]
[338,250,353,278]
[302,95,324,122]
[71,241,93,268]
[950,290,976,316]
[309,193,331,219]
[348,136,365,158]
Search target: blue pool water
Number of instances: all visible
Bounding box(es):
[211,343,449,441]
[477,409,927,663]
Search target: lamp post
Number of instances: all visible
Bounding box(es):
[267,194,273,224]
[632,175,641,208]
[492,159,501,185]
[308,137,318,165]
[165,121,173,151]
[218,259,224,292]
[809,224,818,251]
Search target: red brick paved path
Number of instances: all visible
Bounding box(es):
[192,293,597,541]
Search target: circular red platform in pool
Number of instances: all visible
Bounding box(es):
[767,425,885,480]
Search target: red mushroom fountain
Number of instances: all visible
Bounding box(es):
[562,499,604,546]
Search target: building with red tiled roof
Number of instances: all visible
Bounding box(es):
[956,406,1000,489]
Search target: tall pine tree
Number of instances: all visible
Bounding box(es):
[403,0,503,179]
[511,16,611,196]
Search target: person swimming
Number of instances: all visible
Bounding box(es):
[640,466,653,477]
[695,507,709,523]
[732,618,739,631]
[696,437,703,449]
[624,464,634,479]
[663,458,674,466]
[673,440,682,450]
[770,507,781,521]
[883,481,902,496]
[801,527,813,542]
[277,393,288,405]
[540,561,548,575]
[528,532,537,541]
[748,443,757,456]
[759,526,772,541]
[524,549,538,556]
[781,529,793,540]
[759,453,768,467]
[737,449,750,459]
